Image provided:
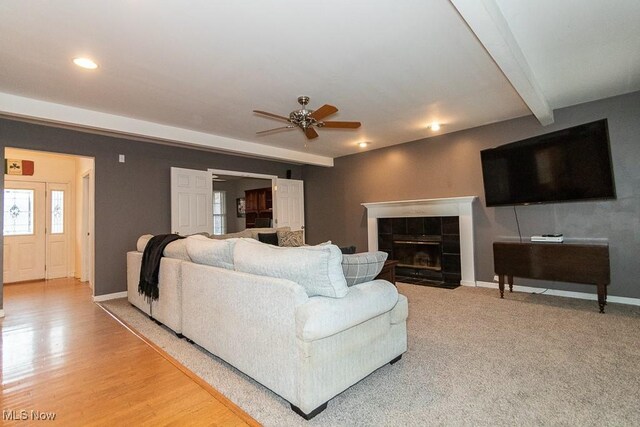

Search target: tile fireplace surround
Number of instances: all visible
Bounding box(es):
[362,197,478,286]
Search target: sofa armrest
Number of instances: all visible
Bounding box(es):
[390,293,408,325]
[295,279,399,342]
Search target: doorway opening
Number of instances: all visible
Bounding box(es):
[3,148,95,293]
[212,174,274,234]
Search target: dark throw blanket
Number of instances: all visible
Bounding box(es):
[138,234,184,302]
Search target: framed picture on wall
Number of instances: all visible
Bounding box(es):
[236,197,246,217]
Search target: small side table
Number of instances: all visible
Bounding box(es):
[375,260,399,285]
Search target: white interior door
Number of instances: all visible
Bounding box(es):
[3,181,46,283]
[275,179,305,235]
[170,167,213,235]
[45,182,70,279]
[81,172,93,287]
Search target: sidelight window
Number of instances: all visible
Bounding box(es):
[51,190,64,234]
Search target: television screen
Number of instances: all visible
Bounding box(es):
[480,119,616,207]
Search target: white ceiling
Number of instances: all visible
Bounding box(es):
[0,1,638,166]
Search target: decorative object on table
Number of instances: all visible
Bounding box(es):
[5,159,34,175]
[236,197,245,217]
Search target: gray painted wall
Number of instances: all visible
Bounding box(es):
[0,119,302,308]
[303,91,640,299]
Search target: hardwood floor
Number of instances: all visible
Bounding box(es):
[1,278,258,426]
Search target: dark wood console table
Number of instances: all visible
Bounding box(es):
[376,260,399,285]
[493,242,610,313]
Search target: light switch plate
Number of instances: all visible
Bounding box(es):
[119,154,125,163]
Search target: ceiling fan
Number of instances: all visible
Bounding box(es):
[254,96,361,140]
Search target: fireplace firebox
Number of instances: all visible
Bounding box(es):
[378,216,461,288]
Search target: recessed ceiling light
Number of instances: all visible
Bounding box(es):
[430,122,441,131]
[358,142,368,148]
[73,57,98,69]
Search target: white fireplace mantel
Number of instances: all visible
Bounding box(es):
[361,196,478,286]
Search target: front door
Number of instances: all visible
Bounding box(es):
[3,181,46,282]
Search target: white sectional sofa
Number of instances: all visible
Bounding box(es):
[127,234,408,419]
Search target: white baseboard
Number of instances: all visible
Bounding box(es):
[475,281,640,307]
[460,280,476,287]
[93,291,127,302]
[0,309,4,318]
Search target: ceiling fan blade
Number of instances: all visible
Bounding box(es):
[305,127,319,139]
[309,104,338,121]
[253,110,291,122]
[256,126,294,135]
[320,121,361,129]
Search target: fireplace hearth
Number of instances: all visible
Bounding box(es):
[378,216,461,288]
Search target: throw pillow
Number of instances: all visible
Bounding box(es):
[233,239,348,298]
[342,251,388,286]
[258,232,279,246]
[277,229,304,247]
[185,235,235,270]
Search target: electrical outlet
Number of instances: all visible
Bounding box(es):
[493,275,499,282]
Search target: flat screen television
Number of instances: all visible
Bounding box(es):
[480,119,616,207]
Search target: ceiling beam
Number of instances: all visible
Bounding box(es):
[450,0,554,125]
[0,93,334,167]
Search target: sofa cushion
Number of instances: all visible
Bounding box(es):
[342,251,388,286]
[136,234,154,252]
[234,239,348,298]
[185,235,235,269]
[258,232,279,246]
[278,229,304,247]
[295,280,399,341]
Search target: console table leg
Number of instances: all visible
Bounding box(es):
[499,275,505,298]
[597,283,606,314]
[508,275,514,293]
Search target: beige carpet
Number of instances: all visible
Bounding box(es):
[100,284,640,426]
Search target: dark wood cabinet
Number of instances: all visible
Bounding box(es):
[245,187,273,228]
[493,242,610,312]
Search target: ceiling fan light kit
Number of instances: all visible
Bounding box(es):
[254,96,361,140]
